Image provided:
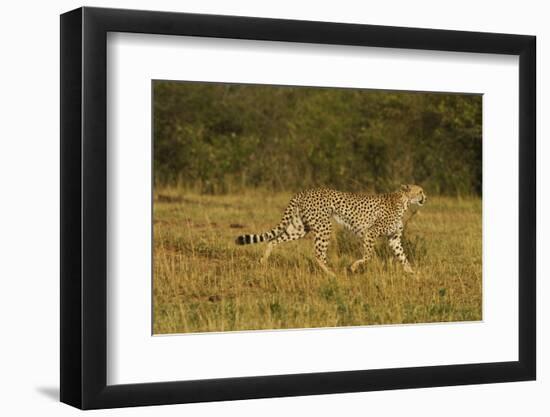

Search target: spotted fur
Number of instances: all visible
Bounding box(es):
[235,184,426,275]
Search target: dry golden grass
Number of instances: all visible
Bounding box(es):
[153,187,482,334]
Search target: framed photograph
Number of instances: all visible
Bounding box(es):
[60,6,536,409]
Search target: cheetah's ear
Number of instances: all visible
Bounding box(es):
[400,184,411,192]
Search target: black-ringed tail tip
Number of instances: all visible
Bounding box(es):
[235,234,265,245]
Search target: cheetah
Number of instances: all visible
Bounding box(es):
[235,184,426,276]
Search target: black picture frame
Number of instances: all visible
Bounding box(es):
[60,6,536,410]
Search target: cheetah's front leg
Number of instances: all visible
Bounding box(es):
[350,231,376,273]
[388,231,414,273]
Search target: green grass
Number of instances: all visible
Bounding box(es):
[153,187,482,334]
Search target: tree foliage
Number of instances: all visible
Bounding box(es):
[154,81,482,195]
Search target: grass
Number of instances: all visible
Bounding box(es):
[153,187,482,334]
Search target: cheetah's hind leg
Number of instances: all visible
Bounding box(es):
[313,223,336,277]
[260,242,274,265]
[316,258,336,277]
[260,222,307,265]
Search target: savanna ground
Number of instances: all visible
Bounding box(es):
[153,186,482,334]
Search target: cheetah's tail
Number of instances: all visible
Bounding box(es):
[235,232,269,245]
[235,199,297,245]
[234,223,290,245]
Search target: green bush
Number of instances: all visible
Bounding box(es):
[154,82,482,196]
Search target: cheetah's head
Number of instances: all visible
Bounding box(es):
[400,184,427,206]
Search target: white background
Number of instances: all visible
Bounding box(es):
[108,34,519,384]
[0,0,546,416]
